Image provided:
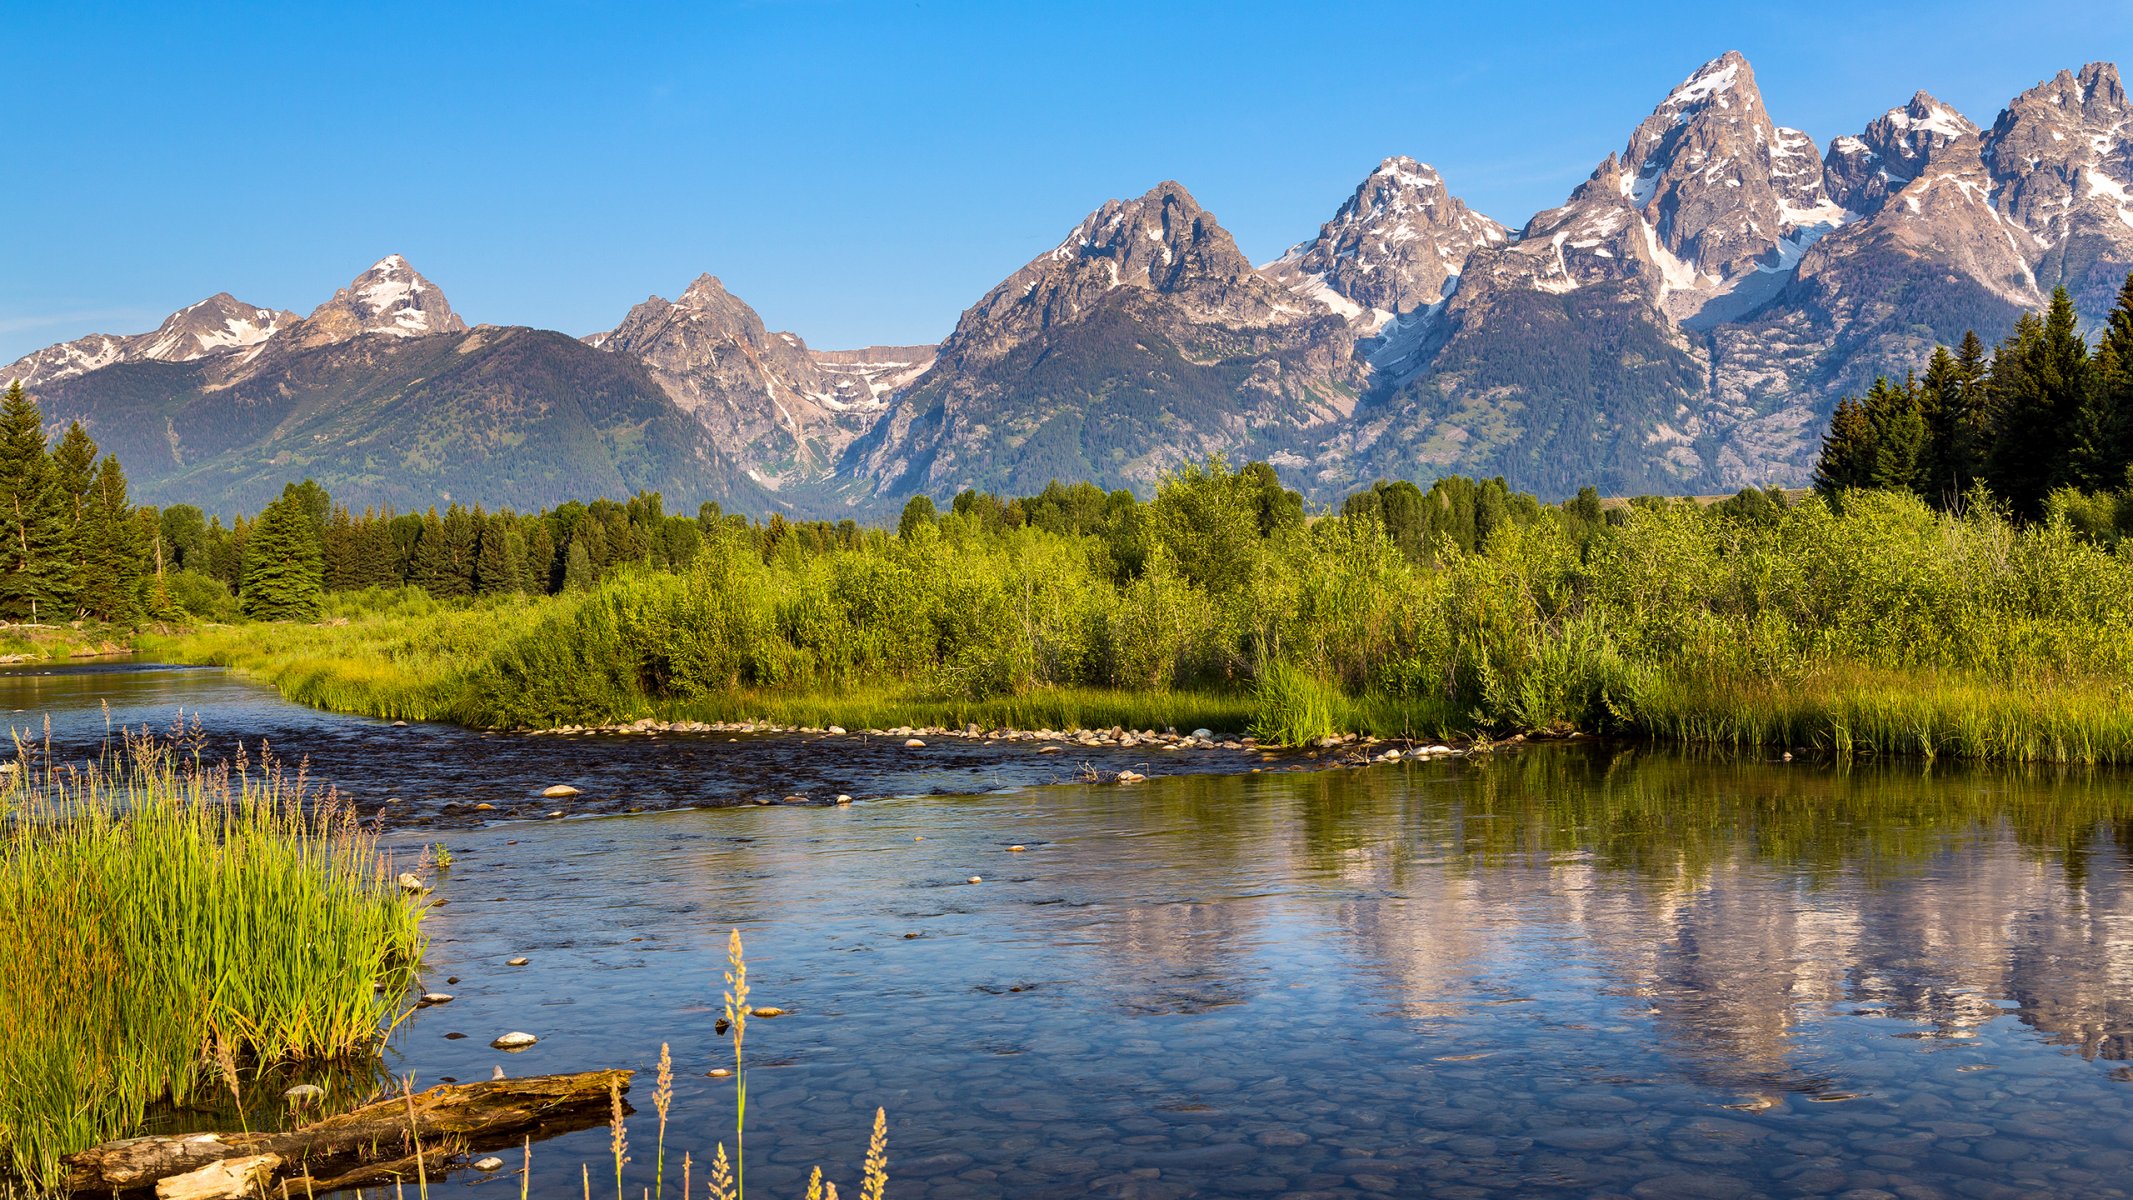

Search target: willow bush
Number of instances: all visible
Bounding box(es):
[148,472,2133,762]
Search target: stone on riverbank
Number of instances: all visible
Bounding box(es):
[540,785,580,798]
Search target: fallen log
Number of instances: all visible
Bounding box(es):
[64,1069,631,1195]
[155,1155,281,1200]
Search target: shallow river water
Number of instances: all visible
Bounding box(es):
[14,660,2133,1198]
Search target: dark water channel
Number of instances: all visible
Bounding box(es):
[14,661,2133,1198]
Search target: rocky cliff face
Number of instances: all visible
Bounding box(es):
[1822,91,1978,215]
[588,275,898,489]
[845,181,1363,499]
[1707,61,2133,474]
[1263,157,1508,326]
[1330,54,2133,500]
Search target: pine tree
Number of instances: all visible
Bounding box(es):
[2098,272,2133,486]
[0,384,69,621]
[1985,312,2053,517]
[406,508,453,596]
[354,510,400,589]
[240,485,325,621]
[75,456,142,622]
[1919,344,1991,507]
[1863,376,1927,494]
[523,520,556,593]
[562,536,594,591]
[472,513,520,595]
[1813,393,1877,497]
[322,506,362,591]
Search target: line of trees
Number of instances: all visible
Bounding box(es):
[1814,274,2133,519]
[160,488,723,622]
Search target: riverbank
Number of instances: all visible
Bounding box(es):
[0,621,133,665]
[138,608,2133,766]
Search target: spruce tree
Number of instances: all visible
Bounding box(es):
[1985,313,2052,517]
[75,456,142,623]
[1919,345,1990,507]
[2098,271,2133,486]
[1813,394,1876,497]
[472,514,516,595]
[0,384,68,621]
[240,485,325,621]
[523,520,557,593]
[354,510,400,589]
[1863,376,1927,494]
[562,536,594,591]
[322,506,361,591]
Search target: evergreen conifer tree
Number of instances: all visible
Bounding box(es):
[0,384,69,621]
[1814,394,1876,496]
[1863,376,1927,493]
[240,485,325,621]
[562,536,594,591]
[75,456,142,622]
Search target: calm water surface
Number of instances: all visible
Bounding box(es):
[13,661,2133,1199]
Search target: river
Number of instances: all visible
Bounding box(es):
[13,659,2133,1198]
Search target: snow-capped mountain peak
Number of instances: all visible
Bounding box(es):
[1823,90,1980,214]
[2,292,297,389]
[288,255,467,349]
[1266,156,1508,325]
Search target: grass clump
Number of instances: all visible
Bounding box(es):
[1251,661,1343,747]
[0,735,426,1192]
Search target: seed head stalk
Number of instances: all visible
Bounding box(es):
[722,929,749,1200]
[653,1043,672,1200]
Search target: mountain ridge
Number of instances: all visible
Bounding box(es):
[10,52,2132,513]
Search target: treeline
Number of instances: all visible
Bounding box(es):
[165,485,726,621]
[1814,273,2133,525]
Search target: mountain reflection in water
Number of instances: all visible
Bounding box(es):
[11,660,2133,1197]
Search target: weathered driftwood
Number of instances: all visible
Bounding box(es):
[64,1069,631,1195]
[153,1154,281,1200]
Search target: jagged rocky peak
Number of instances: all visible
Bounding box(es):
[1987,62,2133,251]
[1617,50,1844,282]
[136,293,296,361]
[3,292,297,389]
[1266,156,1508,324]
[1823,90,1978,213]
[288,254,467,349]
[943,180,1308,367]
[588,271,892,487]
[1448,51,1845,326]
[1047,180,1260,291]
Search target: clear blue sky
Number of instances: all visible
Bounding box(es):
[3,0,2126,361]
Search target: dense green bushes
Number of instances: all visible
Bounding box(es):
[150,463,2133,763]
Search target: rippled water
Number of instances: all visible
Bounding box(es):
[14,660,2133,1198]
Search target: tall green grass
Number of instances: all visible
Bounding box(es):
[0,736,426,1193]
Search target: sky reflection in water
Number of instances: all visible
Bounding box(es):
[9,661,2133,1198]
